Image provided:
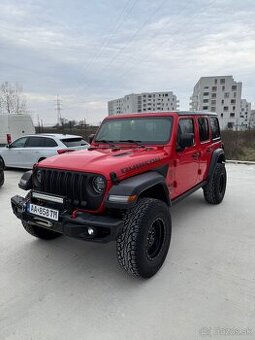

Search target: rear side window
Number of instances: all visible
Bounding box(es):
[198,118,209,142]
[43,138,58,147]
[61,138,87,147]
[26,137,57,147]
[210,117,221,139]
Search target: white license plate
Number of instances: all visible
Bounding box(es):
[28,203,59,221]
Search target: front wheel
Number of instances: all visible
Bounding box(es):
[203,163,227,204]
[116,198,171,278]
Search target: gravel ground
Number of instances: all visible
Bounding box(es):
[0,164,255,340]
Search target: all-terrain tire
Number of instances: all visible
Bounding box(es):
[203,163,227,204]
[116,198,171,278]
[22,221,62,240]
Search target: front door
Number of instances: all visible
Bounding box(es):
[174,117,199,197]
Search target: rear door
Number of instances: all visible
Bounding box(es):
[197,116,211,181]
[23,137,58,168]
[174,117,199,197]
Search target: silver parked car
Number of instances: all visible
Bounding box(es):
[0,134,89,169]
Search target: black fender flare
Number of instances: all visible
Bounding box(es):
[208,148,225,181]
[105,171,170,209]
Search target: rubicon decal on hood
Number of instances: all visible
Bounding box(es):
[121,157,161,174]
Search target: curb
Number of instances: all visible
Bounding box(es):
[226,160,255,165]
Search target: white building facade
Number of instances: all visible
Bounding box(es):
[190,76,251,130]
[108,91,179,116]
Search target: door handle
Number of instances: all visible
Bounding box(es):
[206,147,212,153]
[192,151,201,159]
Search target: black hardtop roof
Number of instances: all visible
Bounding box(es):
[177,111,218,116]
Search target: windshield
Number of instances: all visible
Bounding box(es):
[95,117,172,144]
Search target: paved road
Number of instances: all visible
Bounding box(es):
[1,164,255,340]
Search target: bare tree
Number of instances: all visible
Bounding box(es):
[0,81,27,114]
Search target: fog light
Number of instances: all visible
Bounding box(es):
[88,227,94,235]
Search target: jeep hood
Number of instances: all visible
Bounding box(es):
[38,147,169,180]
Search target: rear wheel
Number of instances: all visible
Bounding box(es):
[116,198,171,278]
[22,221,62,240]
[203,163,227,204]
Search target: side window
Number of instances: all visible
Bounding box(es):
[10,137,28,148]
[210,117,221,139]
[26,137,46,147]
[198,117,209,142]
[177,118,194,149]
[43,138,58,147]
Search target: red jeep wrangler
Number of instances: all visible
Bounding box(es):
[11,112,227,278]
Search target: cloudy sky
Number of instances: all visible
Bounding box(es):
[0,0,254,125]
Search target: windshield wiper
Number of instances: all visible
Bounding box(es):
[95,139,120,149]
[119,140,146,148]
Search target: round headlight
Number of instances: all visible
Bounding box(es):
[34,169,43,187]
[91,176,105,194]
[36,170,43,184]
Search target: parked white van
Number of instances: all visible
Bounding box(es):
[0,114,35,145]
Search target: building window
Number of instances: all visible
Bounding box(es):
[203,99,209,103]
[212,93,216,98]
[230,113,235,117]
[211,107,216,112]
[203,106,208,110]
[221,99,224,104]
[224,106,228,111]
[233,92,237,98]
[220,79,225,84]
[224,93,229,98]
[222,86,225,91]
[203,92,209,96]
[231,99,236,104]
[220,113,223,117]
[204,86,209,89]
[211,100,216,105]
[232,85,237,91]
[233,106,235,110]
[227,122,234,129]
[214,79,218,84]
[212,86,217,92]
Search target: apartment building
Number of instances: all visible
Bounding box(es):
[240,99,251,129]
[108,91,179,116]
[190,76,251,130]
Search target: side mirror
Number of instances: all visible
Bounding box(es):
[88,134,95,144]
[178,133,194,150]
[6,144,10,149]
[18,170,33,190]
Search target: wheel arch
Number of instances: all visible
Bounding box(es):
[208,148,225,181]
[105,171,171,209]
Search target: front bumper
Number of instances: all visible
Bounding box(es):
[11,195,123,243]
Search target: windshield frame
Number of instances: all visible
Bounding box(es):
[95,116,173,145]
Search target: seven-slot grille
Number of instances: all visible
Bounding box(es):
[33,169,104,210]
